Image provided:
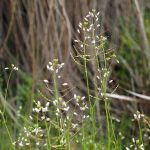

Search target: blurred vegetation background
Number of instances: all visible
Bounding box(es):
[0,0,150,120]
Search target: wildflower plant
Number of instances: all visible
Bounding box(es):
[2,9,150,150]
[12,9,119,150]
[73,9,118,149]
[132,111,150,149]
[13,59,90,149]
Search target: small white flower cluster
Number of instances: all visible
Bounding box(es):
[5,64,18,71]
[13,126,47,148]
[102,68,110,78]
[73,8,108,61]
[43,59,65,83]
[112,116,120,123]
[16,106,22,117]
[13,100,52,148]
[133,111,145,121]
[62,82,68,86]
[59,95,89,129]
[143,131,150,140]
[43,93,90,132]
[74,9,104,50]
[32,101,50,121]
[46,59,64,74]
[118,132,125,140]
[73,94,89,119]
[96,68,110,85]
[76,9,100,35]
[100,35,107,42]
[125,138,144,150]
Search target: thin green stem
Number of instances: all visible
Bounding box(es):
[3,69,14,113]
[138,120,143,145]
[2,113,15,150]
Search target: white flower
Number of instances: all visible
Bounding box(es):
[83,115,86,119]
[97,24,100,27]
[29,115,33,120]
[132,138,135,143]
[89,12,94,17]
[34,108,40,113]
[11,64,14,67]
[13,67,18,71]
[81,96,85,100]
[74,40,78,42]
[79,23,82,28]
[48,61,52,65]
[58,75,61,78]
[43,79,49,83]
[64,106,69,112]
[56,108,60,113]
[97,76,100,79]
[72,123,78,129]
[46,118,50,121]
[46,102,50,107]
[74,94,77,99]
[139,144,144,150]
[53,100,57,106]
[37,101,41,106]
[47,65,54,71]
[80,44,83,48]
[12,142,16,145]
[19,142,24,147]
[41,116,45,120]
[56,69,59,73]
[86,14,90,18]
[77,29,80,33]
[62,101,66,107]
[84,18,88,21]
[86,115,89,118]
[90,24,93,28]
[109,80,113,83]
[60,63,64,67]
[97,12,100,16]
[42,107,48,112]
[62,83,68,86]
[74,112,77,116]
[92,40,96,44]
[32,127,41,135]
[101,36,107,41]
[80,107,86,111]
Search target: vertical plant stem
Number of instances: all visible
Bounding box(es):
[4,69,13,112]
[83,40,91,106]
[2,113,15,150]
[45,121,51,149]
[138,120,143,145]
